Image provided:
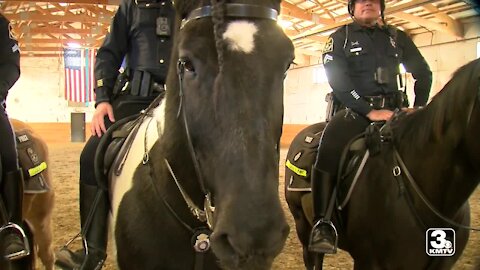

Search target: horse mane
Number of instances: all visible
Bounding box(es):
[393,58,480,150]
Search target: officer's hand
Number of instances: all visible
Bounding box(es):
[401,107,423,115]
[366,109,394,121]
[91,102,115,137]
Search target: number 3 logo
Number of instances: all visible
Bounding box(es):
[430,229,447,248]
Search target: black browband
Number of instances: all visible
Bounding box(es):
[182,3,278,27]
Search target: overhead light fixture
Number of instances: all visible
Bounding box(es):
[277,19,293,29]
[67,42,81,48]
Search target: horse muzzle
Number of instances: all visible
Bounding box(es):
[208,199,289,270]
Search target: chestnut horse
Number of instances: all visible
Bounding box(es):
[9,119,55,270]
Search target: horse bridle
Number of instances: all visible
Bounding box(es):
[163,2,278,231]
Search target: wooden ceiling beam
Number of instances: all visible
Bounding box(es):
[13,26,107,34]
[281,1,334,25]
[18,38,98,46]
[422,3,464,37]
[392,11,463,37]
[5,0,120,5]
[7,12,111,23]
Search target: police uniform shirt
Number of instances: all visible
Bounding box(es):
[322,22,432,116]
[94,0,174,105]
[0,14,20,100]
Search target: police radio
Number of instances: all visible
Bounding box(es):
[156,16,171,37]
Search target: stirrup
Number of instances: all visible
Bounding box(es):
[308,219,338,254]
[0,222,31,260]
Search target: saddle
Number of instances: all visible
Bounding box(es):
[15,130,49,193]
[94,93,164,190]
[286,122,388,209]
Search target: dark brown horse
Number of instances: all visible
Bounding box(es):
[286,58,480,269]
[111,1,294,269]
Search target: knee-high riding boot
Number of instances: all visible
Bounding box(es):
[308,166,338,254]
[54,183,108,270]
[79,183,108,270]
[2,169,29,260]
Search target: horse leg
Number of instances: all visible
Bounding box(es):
[24,192,55,270]
[286,192,316,270]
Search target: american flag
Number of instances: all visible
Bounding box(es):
[63,48,96,103]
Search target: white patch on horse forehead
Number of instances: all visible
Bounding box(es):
[222,21,258,54]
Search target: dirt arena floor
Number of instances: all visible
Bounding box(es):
[44,137,479,269]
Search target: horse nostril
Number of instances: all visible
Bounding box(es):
[211,232,239,257]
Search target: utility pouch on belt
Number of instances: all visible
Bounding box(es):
[130,70,158,97]
[131,70,142,96]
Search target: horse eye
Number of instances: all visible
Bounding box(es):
[178,58,196,75]
[183,59,196,73]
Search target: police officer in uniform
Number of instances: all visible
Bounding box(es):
[309,0,432,253]
[0,12,29,260]
[55,0,175,269]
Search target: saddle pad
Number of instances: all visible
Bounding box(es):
[15,131,50,193]
[285,123,324,192]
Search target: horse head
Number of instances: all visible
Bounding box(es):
[161,1,294,269]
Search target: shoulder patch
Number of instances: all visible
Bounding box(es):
[323,37,333,54]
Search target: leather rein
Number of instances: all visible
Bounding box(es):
[389,123,480,231]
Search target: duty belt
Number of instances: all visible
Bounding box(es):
[364,95,400,110]
[130,70,165,97]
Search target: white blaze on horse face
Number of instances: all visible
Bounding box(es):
[223,21,258,53]
[110,101,166,235]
